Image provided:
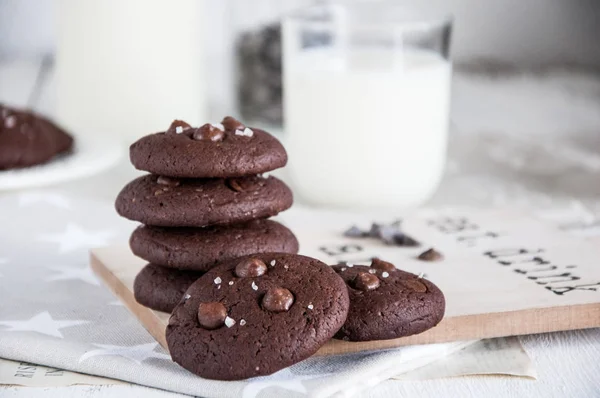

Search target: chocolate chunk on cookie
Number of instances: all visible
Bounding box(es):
[130,220,299,271]
[129,117,287,178]
[0,104,73,170]
[133,264,203,313]
[115,174,293,227]
[332,261,445,341]
[166,253,349,380]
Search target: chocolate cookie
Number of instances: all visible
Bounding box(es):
[129,117,287,178]
[133,264,203,313]
[332,259,445,341]
[166,253,349,380]
[115,174,293,227]
[130,220,299,271]
[0,104,73,170]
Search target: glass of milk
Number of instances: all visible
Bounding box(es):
[283,2,452,209]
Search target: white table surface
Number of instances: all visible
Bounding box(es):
[1,58,600,397]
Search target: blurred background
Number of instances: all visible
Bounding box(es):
[1,0,600,218]
[3,0,600,118]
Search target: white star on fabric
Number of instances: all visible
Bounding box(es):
[38,223,116,253]
[0,311,88,338]
[242,368,328,398]
[18,192,71,209]
[46,266,100,286]
[79,342,171,365]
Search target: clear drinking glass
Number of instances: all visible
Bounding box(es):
[283,2,452,209]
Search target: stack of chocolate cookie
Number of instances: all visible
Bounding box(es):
[115,117,298,313]
[115,118,447,381]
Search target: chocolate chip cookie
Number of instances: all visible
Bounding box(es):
[332,259,445,341]
[166,253,349,380]
[133,264,203,313]
[0,104,73,170]
[115,174,293,227]
[130,220,299,271]
[129,117,287,178]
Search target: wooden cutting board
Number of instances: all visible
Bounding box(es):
[90,207,600,356]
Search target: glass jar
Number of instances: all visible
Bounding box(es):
[231,0,313,129]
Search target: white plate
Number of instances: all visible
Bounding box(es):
[0,134,124,191]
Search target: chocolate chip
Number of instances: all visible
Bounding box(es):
[371,258,396,272]
[197,302,227,329]
[167,119,192,134]
[368,221,420,247]
[226,178,245,192]
[261,287,294,312]
[221,116,245,131]
[156,176,180,187]
[401,279,427,293]
[235,258,267,278]
[193,123,224,142]
[418,248,443,262]
[353,272,380,291]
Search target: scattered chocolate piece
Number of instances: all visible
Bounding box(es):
[417,248,443,262]
[368,223,382,238]
[401,278,428,293]
[167,119,192,134]
[391,233,420,247]
[262,287,294,312]
[353,272,380,291]
[345,221,419,247]
[156,176,180,187]
[343,225,366,238]
[235,258,267,278]
[197,302,227,329]
[193,123,225,142]
[370,258,396,272]
[378,224,397,243]
[221,116,245,131]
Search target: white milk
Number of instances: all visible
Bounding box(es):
[55,0,205,142]
[284,49,451,209]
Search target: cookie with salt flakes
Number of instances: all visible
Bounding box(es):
[332,259,445,342]
[129,117,287,178]
[115,174,293,227]
[166,253,349,380]
[129,220,299,271]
